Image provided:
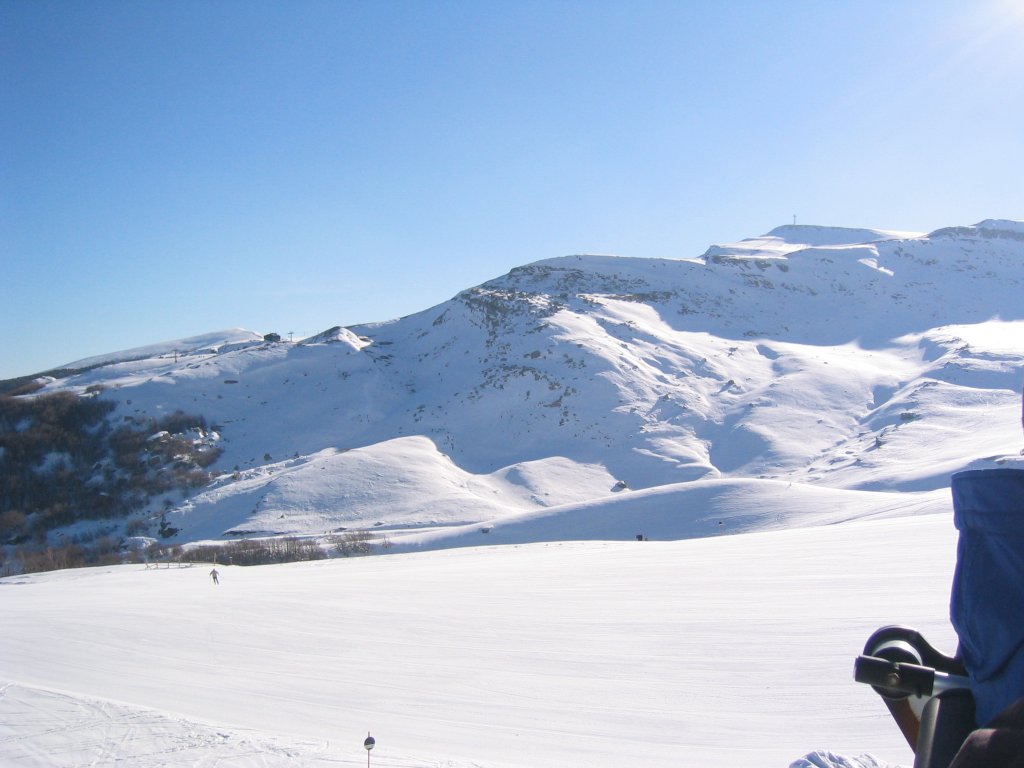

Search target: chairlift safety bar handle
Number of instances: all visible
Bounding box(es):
[854,654,971,698]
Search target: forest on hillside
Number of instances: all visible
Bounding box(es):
[0,389,221,574]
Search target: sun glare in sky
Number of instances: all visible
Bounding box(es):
[957,0,1024,74]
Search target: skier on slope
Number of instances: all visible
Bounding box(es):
[210,568,219,585]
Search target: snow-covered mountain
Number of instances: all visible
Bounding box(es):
[23,219,1024,551]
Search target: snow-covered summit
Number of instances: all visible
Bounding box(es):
[928,218,1024,241]
[764,223,921,246]
[299,324,371,349]
[61,328,264,371]
[700,223,920,263]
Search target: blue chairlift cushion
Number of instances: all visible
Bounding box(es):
[950,468,1024,726]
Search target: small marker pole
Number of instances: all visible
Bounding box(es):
[364,732,375,768]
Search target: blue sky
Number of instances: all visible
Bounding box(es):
[3,0,1023,380]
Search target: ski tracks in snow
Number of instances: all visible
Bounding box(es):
[0,681,430,767]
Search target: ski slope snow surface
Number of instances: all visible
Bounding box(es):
[3,514,959,767]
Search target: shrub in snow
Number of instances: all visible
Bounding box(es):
[331,530,390,556]
[182,537,326,566]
